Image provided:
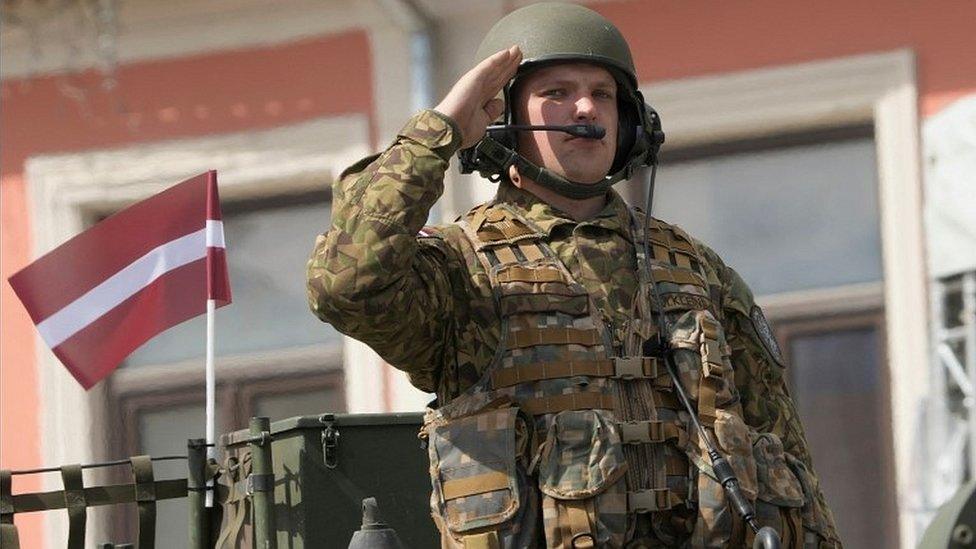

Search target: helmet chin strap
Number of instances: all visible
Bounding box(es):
[472,134,623,200]
[510,154,615,200]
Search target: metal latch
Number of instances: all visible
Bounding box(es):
[320,414,340,469]
[246,473,274,495]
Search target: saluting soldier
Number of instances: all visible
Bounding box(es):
[307,3,841,547]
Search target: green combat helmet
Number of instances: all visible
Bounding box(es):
[458,2,665,199]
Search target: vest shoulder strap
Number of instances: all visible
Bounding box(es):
[630,208,710,290]
[461,202,545,251]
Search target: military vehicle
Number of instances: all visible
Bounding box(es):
[1,412,438,548]
[3,408,974,547]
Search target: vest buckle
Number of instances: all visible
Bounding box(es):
[612,357,644,379]
[627,488,679,513]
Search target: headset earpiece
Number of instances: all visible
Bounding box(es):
[611,96,640,174]
[644,104,665,166]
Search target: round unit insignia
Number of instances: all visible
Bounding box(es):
[750,305,785,367]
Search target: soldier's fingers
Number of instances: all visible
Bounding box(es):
[480,47,521,99]
[483,97,505,121]
[474,47,516,82]
[485,46,521,89]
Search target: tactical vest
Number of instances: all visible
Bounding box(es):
[422,202,807,549]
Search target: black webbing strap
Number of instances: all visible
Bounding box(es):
[10,480,186,513]
[0,470,13,524]
[0,470,18,549]
[131,455,156,549]
[215,455,251,549]
[0,523,19,549]
[60,464,86,549]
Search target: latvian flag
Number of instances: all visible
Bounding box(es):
[8,171,232,389]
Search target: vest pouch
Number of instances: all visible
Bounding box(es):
[782,454,839,549]
[750,433,806,548]
[537,410,629,548]
[690,408,758,549]
[427,406,537,548]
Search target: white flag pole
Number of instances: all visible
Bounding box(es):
[205,297,216,507]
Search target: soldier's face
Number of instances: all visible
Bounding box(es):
[514,63,618,185]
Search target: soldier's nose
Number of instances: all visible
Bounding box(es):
[574,97,597,121]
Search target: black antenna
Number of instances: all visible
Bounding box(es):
[641,164,781,549]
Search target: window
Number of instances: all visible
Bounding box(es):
[627,126,895,546]
[647,127,881,295]
[778,315,896,549]
[103,192,345,547]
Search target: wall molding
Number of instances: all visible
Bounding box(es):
[1,0,367,79]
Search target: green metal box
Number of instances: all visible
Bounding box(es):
[220,412,437,548]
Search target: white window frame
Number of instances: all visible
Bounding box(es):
[641,49,924,547]
[24,113,370,546]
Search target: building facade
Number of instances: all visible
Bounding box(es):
[2,1,974,547]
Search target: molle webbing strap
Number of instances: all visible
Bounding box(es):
[517,242,545,262]
[618,420,687,447]
[60,464,86,549]
[509,327,601,349]
[651,267,703,287]
[500,293,589,317]
[674,253,693,269]
[563,499,596,548]
[491,358,663,388]
[699,317,725,376]
[441,471,510,501]
[651,244,670,262]
[626,488,682,513]
[494,245,519,265]
[649,233,698,256]
[698,316,724,424]
[462,531,501,549]
[495,218,536,241]
[496,265,564,283]
[697,380,719,426]
[131,455,157,549]
[521,392,616,416]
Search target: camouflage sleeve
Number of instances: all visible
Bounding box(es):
[306,110,464,392]
[696,243,842,545]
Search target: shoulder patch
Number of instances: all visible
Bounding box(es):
[750,305,785,367]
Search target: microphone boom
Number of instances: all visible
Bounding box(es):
[487,124,606,139]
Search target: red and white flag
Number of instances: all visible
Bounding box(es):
[8,171,231,389]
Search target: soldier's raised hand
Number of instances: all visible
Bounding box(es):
[435,46,522,150]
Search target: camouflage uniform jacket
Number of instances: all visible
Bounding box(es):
[307,110,841,545]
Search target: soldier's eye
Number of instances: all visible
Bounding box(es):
[542,88,566,99]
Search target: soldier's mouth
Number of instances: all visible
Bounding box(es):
[565,136,604,146]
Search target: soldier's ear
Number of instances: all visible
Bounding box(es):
[508,165,523,187]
